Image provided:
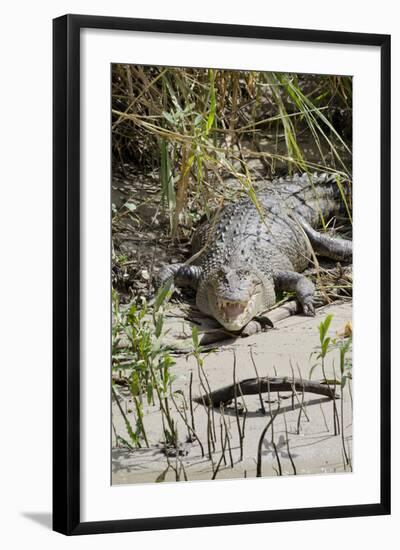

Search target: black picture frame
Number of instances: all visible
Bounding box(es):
[53,14,391,536]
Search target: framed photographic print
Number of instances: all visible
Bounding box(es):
[53,14,391,535]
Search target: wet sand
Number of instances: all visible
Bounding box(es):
[112,301,352,485]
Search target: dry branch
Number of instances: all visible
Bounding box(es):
[195,376,339,407]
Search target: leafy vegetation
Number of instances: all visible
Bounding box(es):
[112,66,352,240]
[112,286,178,447]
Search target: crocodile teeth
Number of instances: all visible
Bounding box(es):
[216,297,253,322]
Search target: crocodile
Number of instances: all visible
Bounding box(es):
[158,172,352,332]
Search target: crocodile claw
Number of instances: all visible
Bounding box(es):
[302,298,315,317]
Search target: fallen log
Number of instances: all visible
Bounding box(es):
[195,376,339,407]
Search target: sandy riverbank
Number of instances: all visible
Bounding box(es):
[112,301,352,485]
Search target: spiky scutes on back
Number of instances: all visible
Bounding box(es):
[191,172,349,329]
[259,172,350,227]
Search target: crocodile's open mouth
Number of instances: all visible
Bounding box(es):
[215,295,256,330]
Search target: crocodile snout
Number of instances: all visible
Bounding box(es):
[216,298,248,321]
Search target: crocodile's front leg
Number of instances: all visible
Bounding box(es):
[273,270,315,316]
[156,263,203,290]
[298,218,352,261]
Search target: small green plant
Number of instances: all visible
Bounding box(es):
[309,314,352,388]
[112,285,177,448]
[309,313,352,467]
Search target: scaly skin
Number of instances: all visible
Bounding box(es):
[157,173,352,331]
